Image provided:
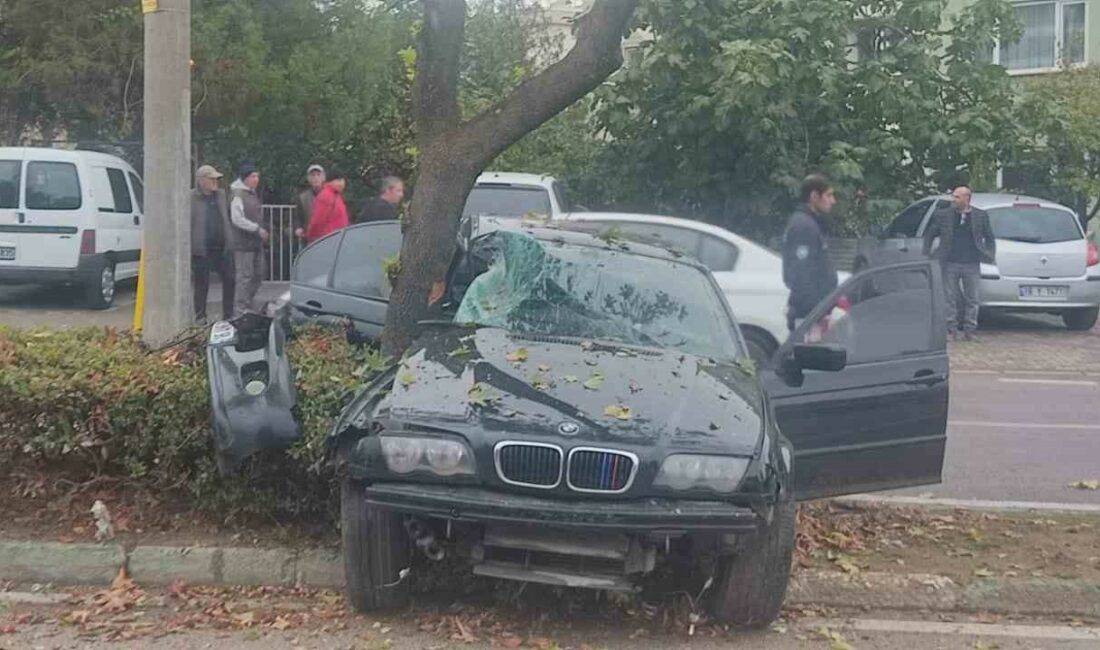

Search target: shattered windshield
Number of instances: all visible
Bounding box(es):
[454,231,742,360]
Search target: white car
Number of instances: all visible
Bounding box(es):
[0,147,144,308]
[557,212,846,364]
[462,172,570,219]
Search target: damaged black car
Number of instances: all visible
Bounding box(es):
[207,217,949,627]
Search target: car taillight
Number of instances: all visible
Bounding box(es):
[80,230,96,255]
[1088,241,1099,267]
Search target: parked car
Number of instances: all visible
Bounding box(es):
[209,216,949,627]
[557,212,850,365]
[462,172,570,219]
[0,147,143,309]
[854,194,1100,330]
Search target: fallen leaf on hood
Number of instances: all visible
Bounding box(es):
[604,405,633,420]
[629,381,642,393]
[1068,480,1099,490]
[583,371,606,391]
[561,375,579,384]
[398,370,417,388]
[506,348,529,363]
[580,340,595,351]
[448,346,472,359]
[467,383,500,407]
[531,374,552,390]
[537,364,551,372]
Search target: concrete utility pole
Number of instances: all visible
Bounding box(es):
[141,0,192,345]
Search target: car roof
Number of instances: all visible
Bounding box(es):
[921,193,1076,212]
[475,171,557,188]
[469,216,709,269]
[560,211,775,254]
[0,146,135,170]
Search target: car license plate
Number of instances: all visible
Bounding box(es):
[1019,285,1069,300]
[0,246,14,261]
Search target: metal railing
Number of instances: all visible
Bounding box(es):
[262,204,302,281]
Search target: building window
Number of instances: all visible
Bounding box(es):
[997,1,1086,72]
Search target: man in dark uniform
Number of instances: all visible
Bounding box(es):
[782,175,839,331]
[922,185,996,341]
[356,176,405,223]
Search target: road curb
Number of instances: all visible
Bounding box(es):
[832,494,1100,514]
[789,570,1100,619]
[2,541,1099,619]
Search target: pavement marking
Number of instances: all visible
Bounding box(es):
[997,377,1099,387]
[805,618,1100,641]
[837,494,1100,513]
[950,420,1100,431]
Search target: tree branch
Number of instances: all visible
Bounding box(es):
[415,0,466,138]
[462,0,638,165]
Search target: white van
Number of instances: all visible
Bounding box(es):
[0,147,144,309]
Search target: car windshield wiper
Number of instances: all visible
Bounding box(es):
[1000,235,1043,243]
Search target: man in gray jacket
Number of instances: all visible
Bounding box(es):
[190,164,234,322]
[228,161,270,317]
[922,185,997,341]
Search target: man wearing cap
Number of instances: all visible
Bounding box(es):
[190,165,234,322]
[294,164,325,239]
[228,161,270,316]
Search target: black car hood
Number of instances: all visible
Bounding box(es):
[371,327,764,456]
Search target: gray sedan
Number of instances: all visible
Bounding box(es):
[854,193,1100,330]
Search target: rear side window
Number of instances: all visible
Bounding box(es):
[127,172,144,212]
[26,161,81,210]
[888,200,931,237]
[106,169,133,213]
[332,223,403,299]
[698,233,739,272]
[293,232,341,287]
[463,186,552,218]
[988,206,1083,244]
[612,222,702,258]
[0,160,21,209]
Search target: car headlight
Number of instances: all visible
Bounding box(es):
[209,320,237,346]
[380,436,476,477]
[653,455,750,493]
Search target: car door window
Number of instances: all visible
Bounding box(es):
[609,222,702,258]
[26,161,81,210]
[551,181,571,212]
[0,160,20,209]
[127,172,144,213]
[292,232,342,288]
[887,201,931,237]
[796,266,934,365]
[331,223,403,300]
[697,233,739,272]
[91,168,118,212]
[106,168,133,213]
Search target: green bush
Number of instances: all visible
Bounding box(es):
[0,325,383,523]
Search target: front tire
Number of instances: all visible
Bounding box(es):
[1063,307,1099,331]
[709,497,795,628]
[341,478,410,613]
[84,260,116,310]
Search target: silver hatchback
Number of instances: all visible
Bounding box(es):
[854,193,1100,331]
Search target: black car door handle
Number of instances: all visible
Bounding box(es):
[305,300,323,309]
[133,215,141,225]
[909,370,945,387]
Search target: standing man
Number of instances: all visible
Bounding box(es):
[782,175,839,331]
[228,161,269,317]
[190,165,234,322]
[294,164,325,239]
[922,186,996,341]
[356,175,405,223]
[306,169,350,242]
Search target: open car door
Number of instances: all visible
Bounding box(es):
[763,261,949,500]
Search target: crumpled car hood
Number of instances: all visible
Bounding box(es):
[371,327,764,456]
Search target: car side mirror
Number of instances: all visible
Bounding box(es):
[869,223,886,238]
[793,343,847,372]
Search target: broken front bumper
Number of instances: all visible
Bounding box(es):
[363,482,763,534]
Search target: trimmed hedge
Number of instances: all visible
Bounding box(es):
[0,325,384,521]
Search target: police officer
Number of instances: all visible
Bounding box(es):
[782,175,839,331]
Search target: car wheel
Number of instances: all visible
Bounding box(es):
[1063,307,1099,331]
[741,328,777,369]
[341,478,410,613]
[85,260,116,310]
[709,496,795,628]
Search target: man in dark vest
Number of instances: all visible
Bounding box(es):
[922,185,996,341]
[190,164,234,322]
[228,161,270,317]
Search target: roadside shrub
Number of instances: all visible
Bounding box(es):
[0,325,382,523]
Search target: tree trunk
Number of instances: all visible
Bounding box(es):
[379,0,638,357]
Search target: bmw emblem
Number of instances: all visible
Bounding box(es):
[1040,256,1049,265]
[558,421,580,436]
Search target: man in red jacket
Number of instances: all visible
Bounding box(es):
[305,169,349,243]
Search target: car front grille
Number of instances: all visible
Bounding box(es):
[495,442,562,489]
[567,448,637,493]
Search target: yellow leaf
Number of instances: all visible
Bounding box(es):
[604,404,632,420]
[506,348,529,363]
[1069,479,1099,490]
